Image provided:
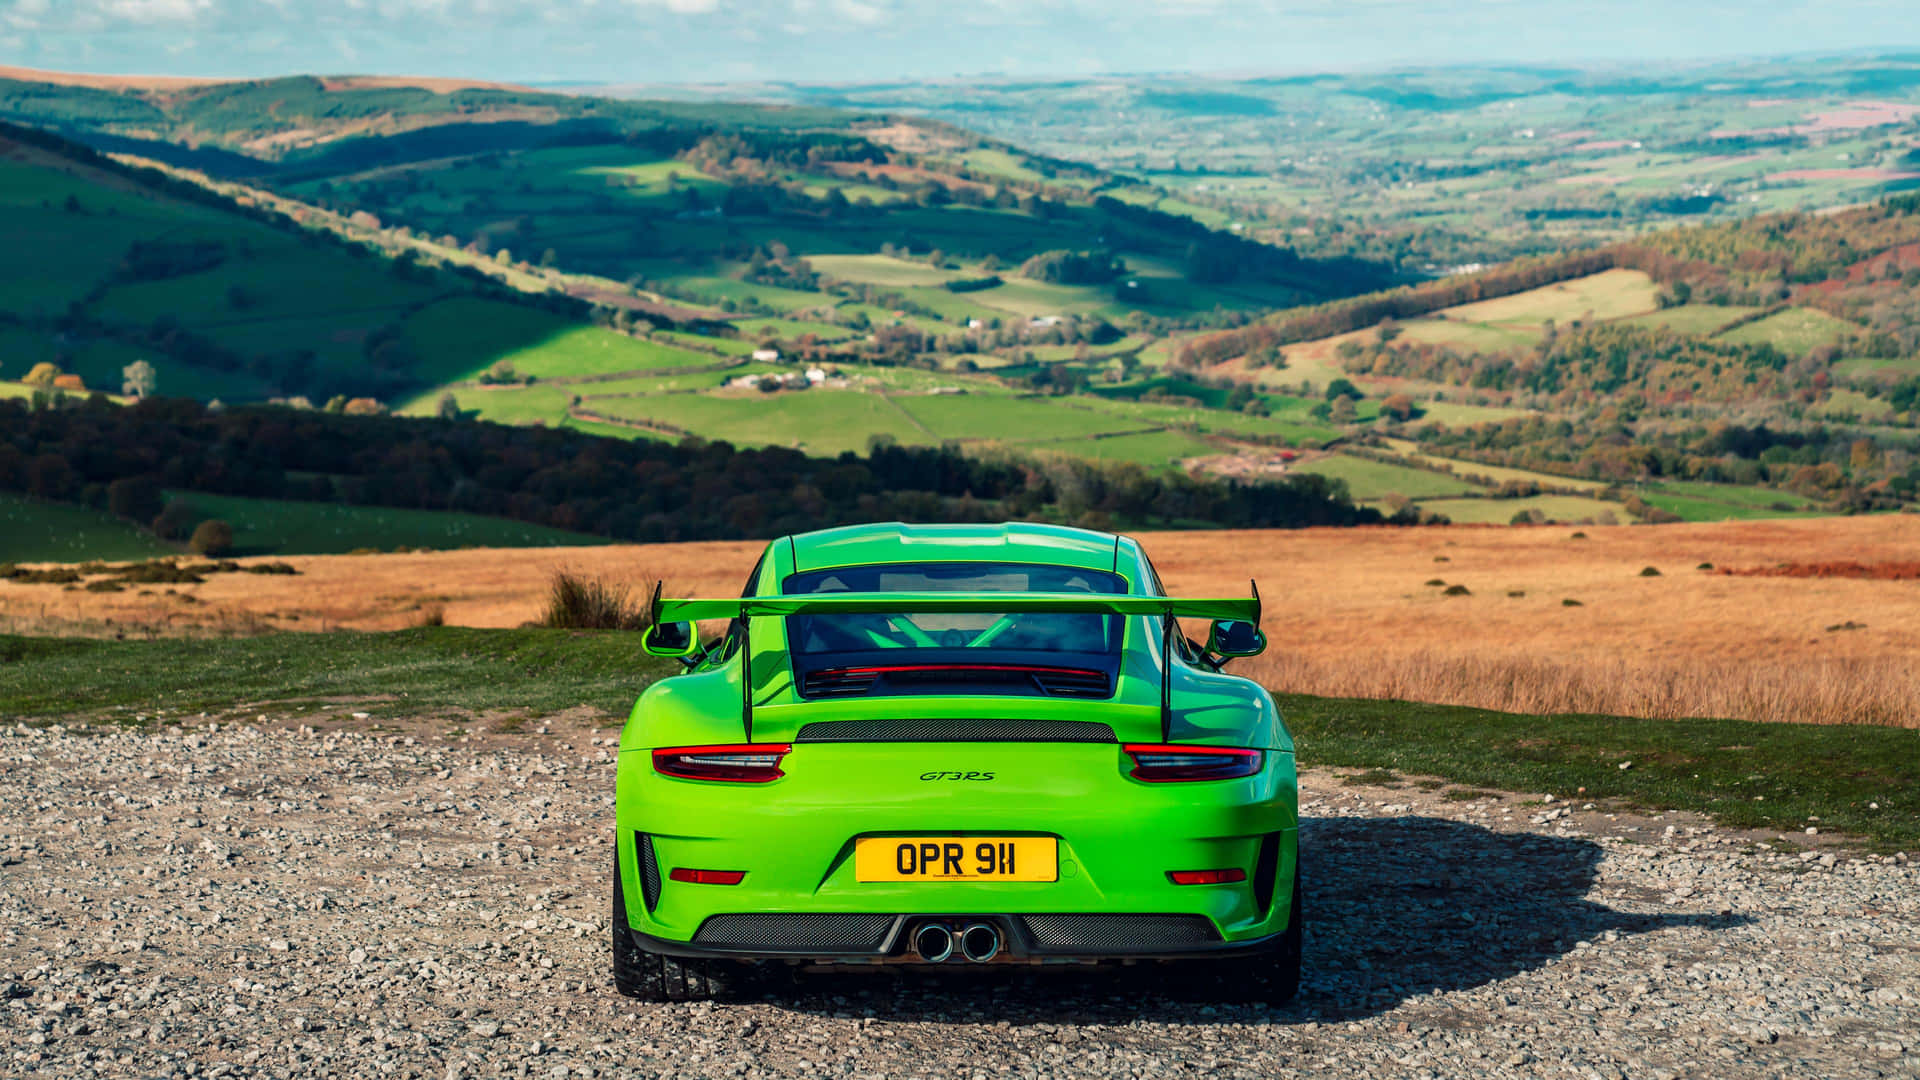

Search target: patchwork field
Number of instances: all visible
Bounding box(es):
[6,515,1914,726]
[1716,306,1859,355]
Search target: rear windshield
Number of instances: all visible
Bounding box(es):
[782,562,1126,656]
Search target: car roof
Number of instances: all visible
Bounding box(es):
[786,522,1126,577]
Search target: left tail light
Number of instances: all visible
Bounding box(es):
[1122,744,1263,782]
[652,744,791,783]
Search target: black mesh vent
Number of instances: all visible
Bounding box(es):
[1030,669,1111,698]
[794,719,1117,743]
[1252,833,1280,918]
[635,833,661,912]
[1020,915,1219,952]
[802,669,879,696]
[693,914,896,951]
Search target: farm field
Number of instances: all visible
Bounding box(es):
[1376,441,1610,492]
[584,389,931,455]
[1411,494,1625,525]
[1618,303,1758,334]
[1290,454,1482,500]
[6,515,1914,727]
[165,492,611,556]
[1715,307,1860,355]
[397,298,721,382]
[1028,429,1217,466]
[1440,268,1660,327]
[1637,480,1827,521]
[0,495,174,562]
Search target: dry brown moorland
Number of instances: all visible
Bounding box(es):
[5,516,1916,726]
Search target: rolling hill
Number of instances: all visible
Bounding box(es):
[1164,194,1920,520]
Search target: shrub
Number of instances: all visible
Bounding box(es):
[114,561,204,585]
[1442,584,1472,596]
[190,519,235,556]
[417,604,446,628]
[541,571,653,631]
[107,477,164,524]
[151,500,201,542]
[1639,566,1662,577]
[1562,598,1584,606]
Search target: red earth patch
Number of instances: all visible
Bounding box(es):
[1718,561,1920,581]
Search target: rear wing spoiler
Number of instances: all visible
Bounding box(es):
[648,582,1262,744]
[656,592,1260,624]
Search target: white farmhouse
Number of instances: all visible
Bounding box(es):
[751,347,782,363]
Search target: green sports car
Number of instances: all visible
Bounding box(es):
[613,522,1300,1001]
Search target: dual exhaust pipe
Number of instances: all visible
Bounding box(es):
[912,921,1001,963]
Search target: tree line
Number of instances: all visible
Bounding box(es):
[0,397,1384,547]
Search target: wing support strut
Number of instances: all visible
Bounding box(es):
[739,614,753,744]
[1160,613,1175,743]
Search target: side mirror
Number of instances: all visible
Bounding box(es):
[641,620,699,658]
[1207,620,1266,659]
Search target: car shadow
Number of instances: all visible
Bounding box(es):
[765,814,1752,1024]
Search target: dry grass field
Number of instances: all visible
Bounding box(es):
[4,516,1916,727]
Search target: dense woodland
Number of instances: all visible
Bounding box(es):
[0,397,1382,545]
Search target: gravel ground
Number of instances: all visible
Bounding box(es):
[2,716,1916,1080]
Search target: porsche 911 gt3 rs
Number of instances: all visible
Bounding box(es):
[612,522,1300,1001]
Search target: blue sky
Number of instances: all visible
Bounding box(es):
[1,1,1916,85]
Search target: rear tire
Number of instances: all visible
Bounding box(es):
[1188,860,1301,1004]
[611,852,760,1002]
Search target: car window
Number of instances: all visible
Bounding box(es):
[782,562,1124,656]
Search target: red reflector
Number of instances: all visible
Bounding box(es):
[1167,869,1248,886]
[668,868,746,885]
[1122,744,1263,782]
[653,744,791,783]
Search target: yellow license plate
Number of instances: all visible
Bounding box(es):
[854,837,1057,882]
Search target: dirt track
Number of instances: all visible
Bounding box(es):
[2,715,1915,1080]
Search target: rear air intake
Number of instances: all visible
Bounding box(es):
[635,833,661,912]
[801,669,880,696]
[692,914,896,952]
[794,719,1117,744]
[1019,914,1220,953]
[1028,668,1112,697]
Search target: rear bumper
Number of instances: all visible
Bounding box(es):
[615,741,1299,949]
[629,914,1287,964]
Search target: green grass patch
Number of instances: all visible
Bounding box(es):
[402,298,713,382]
[0,628,675,721]
[0,494,175,562]
[1380,440,1608,491]
[1439,269,1660,327]
[1617,303,1758,334]
[1715,307,1858,356]
[1411,494,1624,524]
[808,254,959,288]
[1292,454,1482,500]
[401,383,573,425]
[587,388,931,456]
[1284,693,1920,850]
[1028,429,1216,466]
[1637,480,1825,521]
[167,491,610,556]
[892,392,1142,442]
